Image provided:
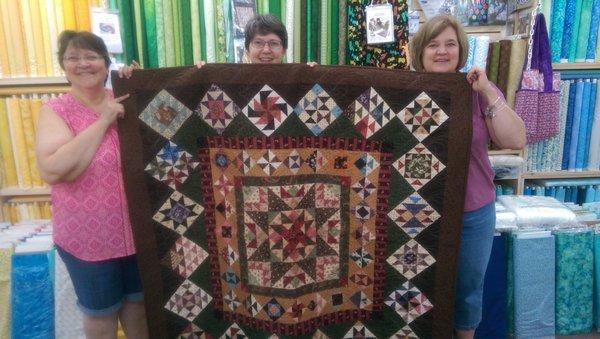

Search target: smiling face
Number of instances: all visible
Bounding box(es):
[62,43,108,89]
[246,33,286,64]
[421,26,460,73]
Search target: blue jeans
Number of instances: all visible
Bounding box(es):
[454,201,496,331]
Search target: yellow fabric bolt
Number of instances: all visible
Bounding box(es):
[19,0,39,76]
[0,99,18,188]
[30,0,47,76]
[7,98,33,188]
[20,98,44,188]
[38,0,55,76]
[0,245,14,339]
[0,3,10,77]
[506,39,527,109]
[75,0,91,31]
[62,0,77,30]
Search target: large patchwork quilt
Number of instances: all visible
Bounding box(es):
[113,64,472,338]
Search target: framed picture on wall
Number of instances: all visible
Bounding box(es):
[365,3,395,45]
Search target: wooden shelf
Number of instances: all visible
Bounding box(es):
[0,76,69,95]
[521,171,600,180]
[489,149,523,156]
[0,187,50,196]
[552,62,600,70]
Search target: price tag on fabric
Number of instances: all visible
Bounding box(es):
[365,2,396,45]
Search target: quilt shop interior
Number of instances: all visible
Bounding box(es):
[0,0,599,338]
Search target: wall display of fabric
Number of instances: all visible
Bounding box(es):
[54,248,84,339]
[526,75,600,173]
[0,95,52,189]
[112,64,472,338]
[11,250,54,338]
[547,0,600,62]
[0,0,91,77]
[347,0,409,69]
[512,232,555,338]
[474,234,507,339]
[554,229,594,335]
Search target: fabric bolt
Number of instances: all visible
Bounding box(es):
[5,1,28,76]
[7,98,32,188]
[555,81,571,170]
[74,0,91,30]
[320,0,328,64]
[331,0,339,65]
[143,0,158,68]
[215,0,227,63]
[293,0,301,62]
[506,39,527,109]
[488,42,501,84]
[113,64,472,338]
[568,0,584,62]
[338,0,346,64]
[555,229,594,335]
[29,0,47,76]
[0,1,14,77]
[18,99,43,187]
[588,81,600,170]
[568,80,584,170]
[461,36,476,72]
[171,0,181,65]
[154,0,166,67]
[0,2,10,77]
[54,248,85,339]
[0,99,18,188]
[45,92,135,261]
[45,0,61,76]
[550,0,567,62]
[497,40,512,97]
[203,0,216,62]
[19,0,39,76]
[0,245,13,339]
[474,234,507,339]
[311,0,319,63]
[198,0,207,62]
[597,25,600,62]
[11,251,54,339]
[132,0,147,67]
[116,0,136,63]
[162,0,175,66]
[285,0,294,63]
[595,234,600,329]
[513,233,555,338]
[575,80,591,170]
[583,81,597,167]
[190,0,201,64]
[562,80,578,169]
[561,0,576,62]
[587,0,600,61]
[472,36,490,70]
[575,0,593,62]
[62,0,76,29]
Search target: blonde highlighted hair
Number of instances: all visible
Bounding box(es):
[409,15,468,72]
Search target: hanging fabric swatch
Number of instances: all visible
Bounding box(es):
[513,232,555,338]
[347,0,409,69]
[555,229,594,335]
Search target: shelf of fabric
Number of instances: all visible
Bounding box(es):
[521,171,600,180]
[553,63,600,70]
[0,187,50,196]
[0,77,69,96]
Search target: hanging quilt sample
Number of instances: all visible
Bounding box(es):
[113,64,472,338]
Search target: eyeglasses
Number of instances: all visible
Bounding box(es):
[63,55,105,64]
[250,40,283,51]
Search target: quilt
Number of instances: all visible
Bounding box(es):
[113,64,472,338]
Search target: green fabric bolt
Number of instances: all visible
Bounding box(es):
[162,0,175,66]
[568,0,583,62]
[489,41,500,84]
[198,0,207,62]
[133,0,147,67]
[154,0,166,67]
[215,0,227,63]
[115,0,136,63]
[321,0,328,64]
[181,0,193,65]
[555,229,594,335]
[312,0,320,63]
[575,0,593,62]
[331,0,339,65]
[301,0,307,62]
[203,0,215,62]
[143,0,158,68]
[172,0,181,65]
[269,0,281,20]
[306,0,312,62]
[294,0,301,63]
[223,0,235,63]
[190,0,202,63]
[339,0,346,64]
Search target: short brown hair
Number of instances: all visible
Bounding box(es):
[244,14,288,51]
[57,30,111,70]
[409,15,468,72]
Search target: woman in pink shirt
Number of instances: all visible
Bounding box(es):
[36,31,147,339]
[410,16,526,338]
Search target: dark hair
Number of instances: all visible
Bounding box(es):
[244,14,288,51]
[57,30,111,70]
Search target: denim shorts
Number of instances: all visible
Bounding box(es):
[454,201,496,331]
[56,246,144,316]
